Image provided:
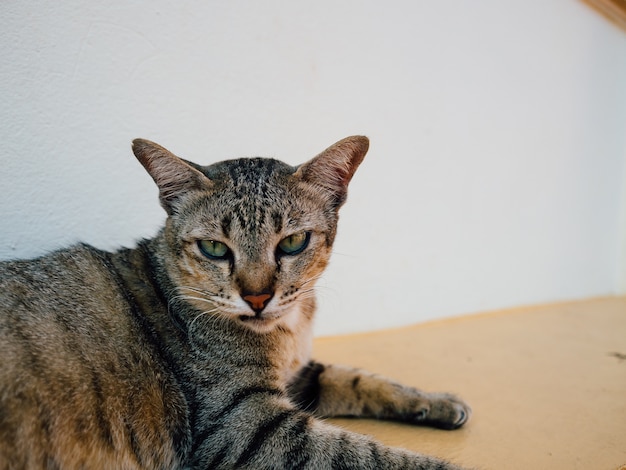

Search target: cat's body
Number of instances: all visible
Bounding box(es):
[0,137,470,469]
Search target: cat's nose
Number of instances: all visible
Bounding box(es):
[242,292,273,314]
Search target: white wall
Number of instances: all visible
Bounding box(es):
[1,1,625,335]
[619,138,626,293]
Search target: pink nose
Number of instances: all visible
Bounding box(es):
[242,293,272,313]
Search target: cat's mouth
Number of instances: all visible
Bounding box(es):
[239,313,277,327]
[238,311,285,331]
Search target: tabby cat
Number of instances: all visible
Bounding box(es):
[0,136,471,469]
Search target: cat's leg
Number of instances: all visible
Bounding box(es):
[189,387,467,469]
[287,361,471,430]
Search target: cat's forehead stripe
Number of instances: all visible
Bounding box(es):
[221,215,232,239]
[203,158,294,237]
[220,157,287,186]
[271,211,283,234]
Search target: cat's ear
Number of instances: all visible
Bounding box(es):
[132,139,211,215]
[295,136,369,208]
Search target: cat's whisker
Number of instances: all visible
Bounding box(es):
[189,307,220,331]
[293,287,320,301]
[300,275,323,288]
[302,284,341,309]
[305,285,337,298]
[172,294,216,307]
[296,293,318,304]
[329,250,358,259]
[187,306,228,350]
[177,285,219,297]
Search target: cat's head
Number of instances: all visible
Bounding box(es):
[132,136,368,333]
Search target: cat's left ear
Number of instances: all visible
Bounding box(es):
[295,135,369,209]
[132,139,211,215]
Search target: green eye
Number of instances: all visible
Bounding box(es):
[278,232,310,256]
[198,240,230,259]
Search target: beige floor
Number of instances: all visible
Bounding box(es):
[313,296,626,470]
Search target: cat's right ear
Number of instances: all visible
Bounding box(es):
[132,139,211,215]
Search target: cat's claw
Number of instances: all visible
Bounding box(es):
[432,397,471,430]
[449,406,469,429]
[406,394,471,430]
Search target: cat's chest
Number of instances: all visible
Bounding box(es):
[273,306,315,386]
[179,305,314,390]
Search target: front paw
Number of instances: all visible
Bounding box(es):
[406,393,471,430]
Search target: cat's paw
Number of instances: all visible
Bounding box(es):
[406,393,471,430]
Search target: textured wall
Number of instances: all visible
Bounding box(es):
[1,1,625,334]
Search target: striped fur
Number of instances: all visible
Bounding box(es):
[0,136,470,469]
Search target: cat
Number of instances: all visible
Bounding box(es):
[0,136,471,469]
